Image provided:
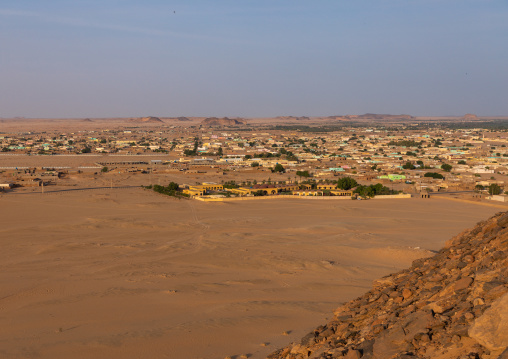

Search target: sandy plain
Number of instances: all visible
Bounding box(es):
[0,187,502,359]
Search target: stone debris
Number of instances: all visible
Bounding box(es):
[267,212,508,359]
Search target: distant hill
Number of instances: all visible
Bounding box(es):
[343,113,415,121]
[268,211,508,359]
[201,117,247,126]
[129,116,164,123]
[462,113,479,121]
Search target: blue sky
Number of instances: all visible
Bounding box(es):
[1,0,507,118]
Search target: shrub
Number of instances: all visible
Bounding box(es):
[441,163,452,172]
[273,163,285,172]
[424,172,444,179]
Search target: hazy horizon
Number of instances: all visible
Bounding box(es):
[1,1,507,118]
[3,114,508,121]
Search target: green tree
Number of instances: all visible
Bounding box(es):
[217,147,223,156]
[273,163,285,173]
[402,162,415,170]
[354,183,395,198]
[296,170,311,178]
[251,162,259,167]
[101,166,108,173]
[336,177,358,190]
[458,160,466,165]
[167,182,179,191]
[441,163,452,172]
[489,183,502,195]
[223,180,239,189]
[424,172,444,179]
[184,140,199,156]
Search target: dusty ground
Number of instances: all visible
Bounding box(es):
[0,188,501,359]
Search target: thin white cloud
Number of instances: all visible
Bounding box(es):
[0,7,248,44]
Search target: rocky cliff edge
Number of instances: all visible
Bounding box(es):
[268,212,508,359]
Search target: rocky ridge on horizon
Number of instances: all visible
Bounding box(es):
[129,116,164,123]
[201,117,247,126]
[462,114,479,121]
[267,212,508,359]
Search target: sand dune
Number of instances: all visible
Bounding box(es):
[0,189,502,358]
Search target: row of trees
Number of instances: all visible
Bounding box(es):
[336,177,358,190]
[244,149,298,162]
[222,180,240,189]
[298,176,397,198]
[145,182,189,198]
[476,183,503,195]
[424,172,444,179]
[354,183,398,198]
[402,162,452,172]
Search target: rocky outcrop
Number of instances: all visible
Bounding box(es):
[201,117,246,126]
[469,293,508,351]
[267,212,508,359]
[462,114,479,121]
[130,116,163,123]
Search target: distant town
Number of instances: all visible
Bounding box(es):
[1,116,507,201]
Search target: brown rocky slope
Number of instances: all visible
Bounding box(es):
[267,212,508,359]
[201,117,247,126]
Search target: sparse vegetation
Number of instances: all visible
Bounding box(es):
[336,177,358,190]
[441,163,453,172]
[144,183,189,198]
[488,183,502,195]
[354,183,398,198]
[424,172,444,179]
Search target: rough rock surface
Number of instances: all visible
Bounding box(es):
[469,293,508,351]
[462,114,479,121]
[201,117,246,126]
[129,116,164,123]
[267,212,508,359]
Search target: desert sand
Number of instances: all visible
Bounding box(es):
[0,188,502,359]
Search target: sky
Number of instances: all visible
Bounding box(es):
[1,0,507,118]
